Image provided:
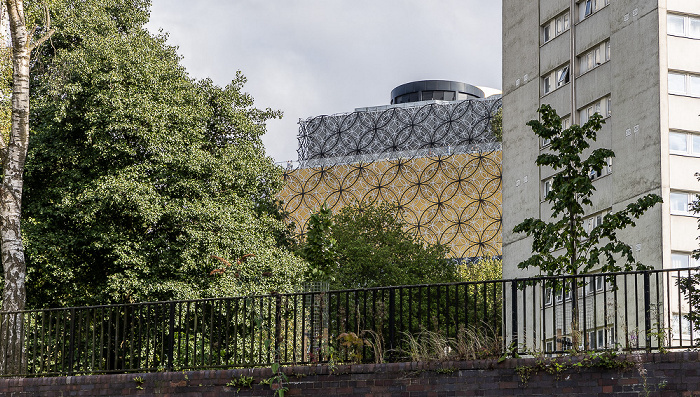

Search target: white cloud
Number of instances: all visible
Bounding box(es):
[146,0,502,162]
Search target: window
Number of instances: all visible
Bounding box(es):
[543,76,552,94]
[670,191,699,215]
[584,275,606,295]
[669,71,700,96]
[671,252,700,269]
[667,14,700,39]
[544,288,553,306]
[579,96,611,123]
[579,0,609,22]
[585,210,610,233]
[542,64,570,95]
[543,12,570,44]
[555,288,572,303]
[669,131,700,156]
[543,178,553,199]
[671,314,693,339]
[588,158,613,180]
[579,40,610,75]
[562,117,571,129]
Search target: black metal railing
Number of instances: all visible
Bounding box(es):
[0,268,697,376]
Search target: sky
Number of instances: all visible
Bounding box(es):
[146,1,502,163]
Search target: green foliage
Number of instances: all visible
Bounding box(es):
[677,172,700,342]
[22,0,307,307]
[491,107,502,142]
[514,105,662,277]
[226,375,254,388]
[457,257,502,282]
[302,202,456,289]
[300,205,337,281]
[514,351,633,386]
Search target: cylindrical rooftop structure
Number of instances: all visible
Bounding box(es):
[390,80,485,104]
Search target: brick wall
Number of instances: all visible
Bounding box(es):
[1,351,699,396]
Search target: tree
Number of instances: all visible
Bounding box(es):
[513,105,661,346]
[514,105,661,276]
[21,0,307,307]
[676,173,700,341]
[0,0,55,374]
[304,202,456,289]
[457,257,502,283]
[300,204,337,282]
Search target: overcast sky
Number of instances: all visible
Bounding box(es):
[146,1,502,163]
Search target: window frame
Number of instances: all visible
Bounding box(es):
[669,131,700,156]
[670,191,699,216]
[667,13,700,40]
[578,40,611,76]
[542,64,570,96]
[542,12,571,44]
[579,96,611,123]
[668,71,700,97]
[578,0,609,22]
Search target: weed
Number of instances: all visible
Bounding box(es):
[435,367,457,375]
[226,375,254,388]
[133,376,144,390]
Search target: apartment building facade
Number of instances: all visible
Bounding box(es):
[502,0,700,348]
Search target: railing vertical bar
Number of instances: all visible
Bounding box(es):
[30,312,38,375]
[676,269,682,346]
[531,283,536,351]
[464,284,469,329]
[634,274,640,349]
[643,271,651,352]
[129,305,135,369]
[603,277,608,349]
[209,301,215,367]
[61,310,68,374]
[292,296,297,364]
[192,302,199,367]
[593,276,598,350]
[611,276,620,347]
[655,272,662,349]
[511,280,518,354]
[233,299,239,366]
[18,312,26,376]
[167,302,175,370]
[521,281,526,348]
[562,279,567,352]
[224,300,231,367]
[687,269,694,347]
[583,276,588,350]
[624,274,630,350]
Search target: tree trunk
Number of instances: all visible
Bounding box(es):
[0,0,30,375]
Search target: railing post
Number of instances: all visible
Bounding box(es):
[274,294,282,362]
[167,302,175,370]
[511,280,518,354]
[388,288,396,354]
[643,271,652,352]
[68,308,76,374]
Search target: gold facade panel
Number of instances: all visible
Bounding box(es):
[279,151,502,259]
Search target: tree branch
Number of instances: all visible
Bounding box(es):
[28,2,53,52]
[28,27,53,52]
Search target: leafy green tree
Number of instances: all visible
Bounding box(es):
[300,204,337,282]
[22,0,307,307]
[315,202,456,289]
[457,257,502,282]
[514,105,661,277]
[677,173,700,342]
[514,105,661,346]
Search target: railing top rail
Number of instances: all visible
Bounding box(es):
[4,266,696,315]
